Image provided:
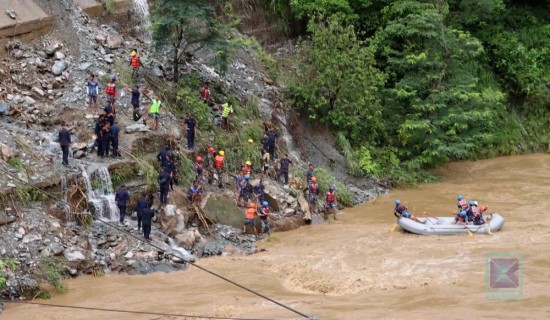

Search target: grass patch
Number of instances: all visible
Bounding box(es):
[39,256,67,293]
[110,165,138,189]
[242,37,279,79]
[7,157,23,171]
[105,0,116,15]
[15,185,48,205]
[0,259,17,289]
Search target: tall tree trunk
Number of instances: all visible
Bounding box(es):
[173,46,179,84]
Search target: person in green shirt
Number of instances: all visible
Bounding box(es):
[148,95,161,130]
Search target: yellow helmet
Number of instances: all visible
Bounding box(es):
[219,150,225,156]
[131,50,137,57]
[247,139,254,144]
[245,161,251,166]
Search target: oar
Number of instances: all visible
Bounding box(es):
[486,213,493,235]
[462,223,474,237]
[390,223,397,232]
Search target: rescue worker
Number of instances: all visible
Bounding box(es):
[135,195,150,232]
[194,156,203,183]
[243,203,258,236]
[261,147,270,175]
[148,95,161,130]
[86,74,99,110]
[236,174,252,206]
[162,155,176,191]
[454,210,468,225]
[157,167,171,206]
[104,103,115,126]
[205,146,216,184]
[99,122,111,158]
[466,200,477,222]
[242,161,252,176]
[473,204,487,225]
[129,50,142,79]
[253,178,265,204]
[258,201,271,235]
[308,176,319,214]
[185,114,196,149]
[305,163,314,186]
[267,128,277,159]
[157,145,171,168]
[457,195,469,213]
[214,150,225,188]
[115,184,130,225]
[141,205,155,241]
[325,185,338,220]
[278,154,292,185]
[200,81,211,104]
[123,84,142,122]
[105,76,117,104]
[58,125,71,166]
[187,181,202,203]
[220,102,232,130]
[394,200,425,223]
[109,120,120,158]
[94,114,106,155]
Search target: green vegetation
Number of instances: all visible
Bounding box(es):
[263,0,549,184]
[7,157,23,171]
[151,0,228,83]
[110,165,138,189]
[38,256,67,293]
[104,0,116,15]
[15,185,47,205]
[0,259,17,289]
[293,166,353,207]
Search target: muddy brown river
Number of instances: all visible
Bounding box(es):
[5,154,550,319]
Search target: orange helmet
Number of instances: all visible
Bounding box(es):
[311,176,317,182]
[196,156,203,162]
[208,147,215,153]
[248,203,256,208]
[480,206,488,213]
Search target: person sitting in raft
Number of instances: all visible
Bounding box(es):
[454,210,468,225]
[457,195,469,213]
[473,203,488,225]
[394,200,425,224]
[466,200,477,222]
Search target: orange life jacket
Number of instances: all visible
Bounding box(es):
[105,83,116,96]
[245,208,255,219]
[326,191,335,203]
[457,199,468,210]
[214,155,224,169]
[130,56,141,68]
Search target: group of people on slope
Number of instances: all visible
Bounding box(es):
[393,195,489,225]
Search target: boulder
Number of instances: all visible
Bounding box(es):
[174,228,202,250]
[0,143,19,161]
[164,204,177,217]
[64,250,86,262]
[45,43,62,56]
[54,51,65,60]
[49,242,64,256]
[95,35,106,43]
[79,62,91,71]
[32,87,45,97]
[125,123,149,133]
[73,150,86,159]
[0,101,9,115]
[51,60,68,76]
[22,233,42,244]
[105,33,123,49]
[0,212,15,225]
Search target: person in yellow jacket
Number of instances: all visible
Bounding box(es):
[148,95,161,130]
[220,102,232,130]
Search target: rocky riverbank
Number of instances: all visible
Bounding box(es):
[0,0,387,301]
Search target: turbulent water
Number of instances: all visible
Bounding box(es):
[5,154,550,319]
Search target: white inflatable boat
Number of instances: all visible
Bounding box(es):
[397,213,504,235]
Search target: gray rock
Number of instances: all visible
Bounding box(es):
[54,51,65,60]
[124,251,134,259]
[51,221,61,229]
[105,33,123,49]
[79,62,91,71]
[125,123,149,133]
[68,268,78,276]
[32,87,45,97]
[49,242,64,256]
[45,43,62,56]
[72,86,82,93]
[25,96,36,105]
[0,101,9,115]
[95,35,106,43]
[6,94,14,100]
[0,212,15,225]
[17,227,26,235]
[64,250,86,261]
[284,208,296,216]
[73,150,85,159]
[22,233,42,244]
[51,60,68,76]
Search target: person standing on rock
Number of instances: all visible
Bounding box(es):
[253,177,266,205]
[129,50,142,80]
[58,125,71,166]
[200,81,211,105]
[220,101,232,130]
[99,122,111,158]
[105,76,118,105]
[163,155,177,191]
[267,128,278,160]
[157,145,171,168]
[148,95,161,130]
[278,154,292,186]
[204,146,216,184]
[123,84,143,122]
[94,114,106,155]
[141,205,155,241]
[158,167,171,207]
[258,201,271,236]
[305,163,315,186]
[185,114,197,149]
[243,203,258,237]
[86,74,99,111]
[115,184,130,225]
[109,120,120,158]
[214,150,225,188]
[104,103,115,127]
[135,195,149,232]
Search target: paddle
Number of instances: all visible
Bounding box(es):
[486,213,493,235]
[390,223,397,232]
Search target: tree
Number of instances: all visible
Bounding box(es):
[151,0,225,83]
[287,14,386,143]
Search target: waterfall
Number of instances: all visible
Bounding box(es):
[60,175,72,221]
[81,166,119,221]
[132,0,152,43]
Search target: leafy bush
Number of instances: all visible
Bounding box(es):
[174,86,213,130]
[39,257,66,293]
[0,259,17,289]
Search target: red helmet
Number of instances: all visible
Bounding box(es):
[196,156,203,162]
[208,147,215,153]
